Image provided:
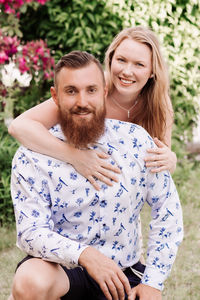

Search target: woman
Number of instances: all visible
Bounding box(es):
[9,26,177,191]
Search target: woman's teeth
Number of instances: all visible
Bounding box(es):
[120,78,134,84]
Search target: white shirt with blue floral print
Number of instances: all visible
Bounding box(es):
[11,119,183,291]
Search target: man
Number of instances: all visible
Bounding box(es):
[9,51,183,300]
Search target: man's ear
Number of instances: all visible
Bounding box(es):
[50,86,59,106]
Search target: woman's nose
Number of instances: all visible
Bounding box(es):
[122,65,134,77]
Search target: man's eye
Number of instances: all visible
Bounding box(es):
[66,89,75,94]
[89,88,97,93]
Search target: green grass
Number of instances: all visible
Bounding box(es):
[1,164,200,300]
[0,227,24,300]
[141,163,200,299]
[0,247,24,300]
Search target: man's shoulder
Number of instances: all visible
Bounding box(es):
[105,119,153,141]
[12,145,42,169]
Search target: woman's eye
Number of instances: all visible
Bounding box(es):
[136,63,144,67]
[117,58,125,62]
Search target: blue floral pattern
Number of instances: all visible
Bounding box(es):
[11,119,183,291]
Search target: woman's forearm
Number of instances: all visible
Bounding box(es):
[8,118,121,190]
[8,119,75,163]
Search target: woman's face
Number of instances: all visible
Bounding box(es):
[110,38,153,99]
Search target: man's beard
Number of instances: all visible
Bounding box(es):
[59,104,106,148]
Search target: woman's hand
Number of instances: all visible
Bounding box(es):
[144,138,177,174]
[70,148,121,191]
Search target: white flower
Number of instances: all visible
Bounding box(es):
[16,72,32,87]
[1,61,32,87]
[1,62,20,87]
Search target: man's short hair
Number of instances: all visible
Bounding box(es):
[54,50,105,88]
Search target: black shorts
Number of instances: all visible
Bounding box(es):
[17,256,145,300]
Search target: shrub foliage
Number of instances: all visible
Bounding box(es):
[113,0,200,142]
[0,0,199,225]
[19,0,125,63]
[0,123,19,225]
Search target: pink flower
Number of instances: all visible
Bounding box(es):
[18,57,29,73]
[32,56,39,64]
[33,64,40,71]
[3,35,20,57]
[42,56,48,65]
[4,4,15,14]
[44,71,50,79]
[13,0,24,10]
[16,0,24,5]
[0,0,48,16]
[4,36,13,44]
[22,45,28,56]
[5,45,17,56]
[37,0,48,5]
[36,47,44,56]
[0,51,8,64]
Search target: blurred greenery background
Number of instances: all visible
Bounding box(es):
[0,0,200,299]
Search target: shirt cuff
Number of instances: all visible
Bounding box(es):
[141,266,166,291]
[61,242,89,269]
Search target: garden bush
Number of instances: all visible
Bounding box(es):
[0,0,54,225]
[113,0,200,143]
[18,0,125,63]
[18,0,200,141]
[0,0,199,225]
[0,122,19,225]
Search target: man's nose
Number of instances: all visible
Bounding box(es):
[76,92,88,107]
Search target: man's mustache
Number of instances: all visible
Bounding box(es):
[70,107,94,114]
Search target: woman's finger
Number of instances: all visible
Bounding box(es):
[97,168,119,183]
[146,148,164,155]
[144,154,166,162]
[96,151,110,159]
[96,154,121,173]
[101,162,121,173]
[145,159,167,167]
[150,166,168,173]
[93,172,114,186]
[87,175,101,191]
[153,137,165,147]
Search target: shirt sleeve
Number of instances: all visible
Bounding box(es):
[11,147,88,268]
[141,169,184,290]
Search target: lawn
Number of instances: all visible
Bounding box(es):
[1,164,200,300]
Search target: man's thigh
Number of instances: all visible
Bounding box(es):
[61,262,145,300]
[61,265,102,300]
[14,256,69,299]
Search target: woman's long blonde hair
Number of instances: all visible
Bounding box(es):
[104,26,172,141]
